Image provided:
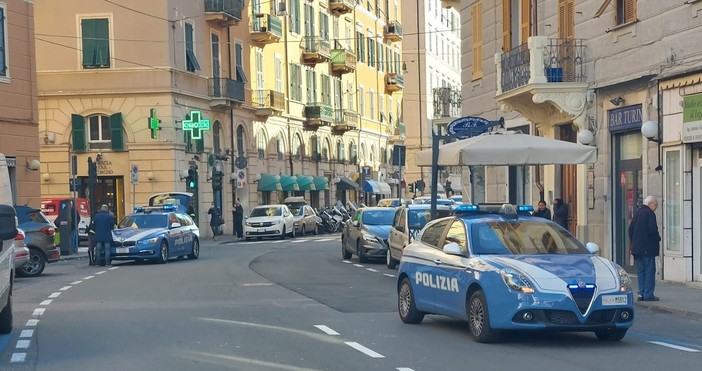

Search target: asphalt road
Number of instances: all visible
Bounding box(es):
[1,235,701,370]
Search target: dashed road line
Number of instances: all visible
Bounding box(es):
[19,330,33,338]
[344,342,385,358]
[25,319,39,327]
[32,308,45,316]
[83,275,95,280]
[353,264,364,268]
[383,273,396,278]
[10,353,26,363]
[39,300,53,306]
[16,340,30,349]
[366,268,379,272]
[397,368,415,371]
[48,292,61,298]
[59,286,72,291]
[648,341,700,352]
[70,280,83,285]
[314,325,340,335]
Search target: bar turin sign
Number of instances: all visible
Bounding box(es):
[683,93,702,143]
[608,104,643,133]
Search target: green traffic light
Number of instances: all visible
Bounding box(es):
[189,180,196,188]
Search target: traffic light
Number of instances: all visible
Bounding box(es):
[408,182,414,193]
[415,180,425,192]
[186,168,198,188]
[149,108,161,139]
[212,170,224,191]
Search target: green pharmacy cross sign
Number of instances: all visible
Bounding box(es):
[182,110,210,140]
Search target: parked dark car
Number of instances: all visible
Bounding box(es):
[341,207,396,263]
[14,205,60,277]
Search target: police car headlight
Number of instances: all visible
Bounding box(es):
[617,265,632,293]
[138,237,159,245]
[500,268,535,294]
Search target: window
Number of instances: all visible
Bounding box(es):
[664,149,681,253]
[321,75,331,105]
[293,134,303,160]
[184,22,200,72]
[356,30,365,63]
[81,18,110,69]
[421,220,450,248]
[367,36,375,68]
[290,64,302,101]
[89,115,111,148]
[0,5,7,77]
[277,132,285,161]
[369,145,375,164]
[616,0,637,25]
[290,0,301,34]
[275,55,283,92]
[337,140,345,162]
[322,138,331,161]
[349,141,358,164]
[257,129,267,159]
[359,86,365,117]
[235,43,247,83]
[369,90,375,120]
[236,125,245,157]
[445,221,467,254]
[471,2,483,80]
[213,121,221,154]
[310,136,320,160]
[320,12,329,42]
[306,68,317,103]
[71,113,124,152]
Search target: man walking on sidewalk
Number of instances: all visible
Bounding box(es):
[628,195,661,301]
[93,204,115,266]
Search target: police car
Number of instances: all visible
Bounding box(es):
[111,205,200,263]
[397,204,634,343]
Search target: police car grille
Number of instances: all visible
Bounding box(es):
[568,286,595,315]
[585,310,617,325]
[544,310,579,325]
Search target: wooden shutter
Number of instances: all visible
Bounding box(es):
[520,0,531,45]
[625,0,637,23]
[109,113,124,151]
[559,0,575,39]
[502,0,511,52]
[71,114,86,152]
[471,2,483,80]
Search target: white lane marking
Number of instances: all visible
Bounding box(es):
[16,340,30,349]
[10,353,26,363]
[366,268,379,272]
[95,270,107,275]
[270,240,286,244]
[383,273,396,278]
[397,368,416,371]
[108,266,119,270]
[71,280,83,285]
[648,341,700,352]
[317,238,338,242]
[342,260,353,264]
[32,308,46,316]
[83,275,95,280]
[314,325,340,336]
[291,239,308,243]
[49,292,61,298]
[40,300,53,306]
[19,329,34,338]
[59,286,72,291]
[25,319,39,327]
[240,283,273,287]
[353,264,364,268]
[345,342,385,358]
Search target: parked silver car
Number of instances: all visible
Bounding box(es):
[386,204,451,269]
[13,228,30,270]
[284,197,319,236]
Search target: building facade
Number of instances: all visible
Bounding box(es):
[454,0,702,283]
[402,0,461,199]
[0,0,40,206]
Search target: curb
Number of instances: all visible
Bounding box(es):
[634,301,702,321]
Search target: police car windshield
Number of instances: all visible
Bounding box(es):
[470,221,590,255]
[119,214,168,229]
[408,209,451,229]
[250,207,282,217]
[362,210,396,225]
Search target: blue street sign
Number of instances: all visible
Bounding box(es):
[446,116,493,137]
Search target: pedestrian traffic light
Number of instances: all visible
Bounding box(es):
[186,168,197,188]
[149,108,161,139]
[212,170,223,191]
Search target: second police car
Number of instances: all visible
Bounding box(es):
[397,204,634,343]
[111,205,200,263]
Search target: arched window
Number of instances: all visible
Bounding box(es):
[293,134,303,160]
[349,141,357,164]
[310,135,320,161]
[276,132,285,161]
[380,146,386,164]
[87,114,111,149]
[213,121,222,154]
[236,125,245,158]
[322,138,331,161]
[360,143,366,164]
[257,129,267,159]
[370,145,375,165]
[387,146,393,164]
[337,140,345,162]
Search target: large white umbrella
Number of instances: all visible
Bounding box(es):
[415,130,597,166]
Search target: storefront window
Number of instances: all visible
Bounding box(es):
[664,149,682,253]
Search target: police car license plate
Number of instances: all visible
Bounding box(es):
[602,295,628,306]
[116,248,129,254]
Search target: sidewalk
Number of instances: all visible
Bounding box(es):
[60,240,702,320]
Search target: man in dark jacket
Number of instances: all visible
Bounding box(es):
[628,196,661,301]
[233,199,244,240]
[93,204,115,266]
[532,200,551,220]
[552,198,569,230]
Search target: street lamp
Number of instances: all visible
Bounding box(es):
[641,120,663,171]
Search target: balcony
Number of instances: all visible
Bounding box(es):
[304,103,334,130]
[331,109,359,135]
[208,78,245,109]
[204,0,243,26]
[384,21,403,42]
[329,0,355,15]
[252,90,285,117]
[388,121,406,144]
[495,36,588,128]
[441,0,460,9]
[301,36,331,65]
[330,49,356,75]
[385,73,404,93]
[251,14,282,45]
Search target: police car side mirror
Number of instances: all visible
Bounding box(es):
[170,222,182,229]
[443,242,463,256]
[585,242,599,255]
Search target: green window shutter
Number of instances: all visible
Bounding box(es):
[109,113,124,150]
[0,8,6,75]
[71,114,86,152]
[81,19,110,68]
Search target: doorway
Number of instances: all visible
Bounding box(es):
[613,133,643,272]
[78,176,125,221]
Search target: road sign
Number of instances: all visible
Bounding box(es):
[236,169,247,188]
[392,145,406,166]
[235,156,248,169]
[131,164,139,184]
[71,155,78,176]
[362,166,371,177]
[447,116,493,137]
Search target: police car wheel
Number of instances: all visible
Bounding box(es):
[386,248,397,269]
[468,290,498,343]
[357,240,368,263]
[398,278,424,324]
[187,239,200,260]
[341,238,352,259]
[157,241,169,264]
[594,328,627,342]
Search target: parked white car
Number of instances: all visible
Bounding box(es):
[244,205,295,240]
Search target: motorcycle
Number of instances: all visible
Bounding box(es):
[318,208,340,233]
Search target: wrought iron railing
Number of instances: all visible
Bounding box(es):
[252,89,285,111]
[252,14,282,38]
[204,0,243,20]
[209,78,245,102]
[302,36,331,56]
[500,43,531,93]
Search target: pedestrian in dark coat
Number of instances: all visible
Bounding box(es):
[552,198,569,229]
[233,199,244,240]
[207,203,221,240]
[628,195,661,301]
[532,200,551,220]
[93,204,115,266]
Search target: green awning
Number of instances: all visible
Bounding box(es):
[313,176,329,191]
[296,174,316,191]
[258,173,282,192]
[280,175,300,191]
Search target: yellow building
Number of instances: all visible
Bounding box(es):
[247,0,405,208]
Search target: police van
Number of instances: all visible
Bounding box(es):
[0,153,19,334]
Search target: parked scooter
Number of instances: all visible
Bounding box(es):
[318,208,341,233]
